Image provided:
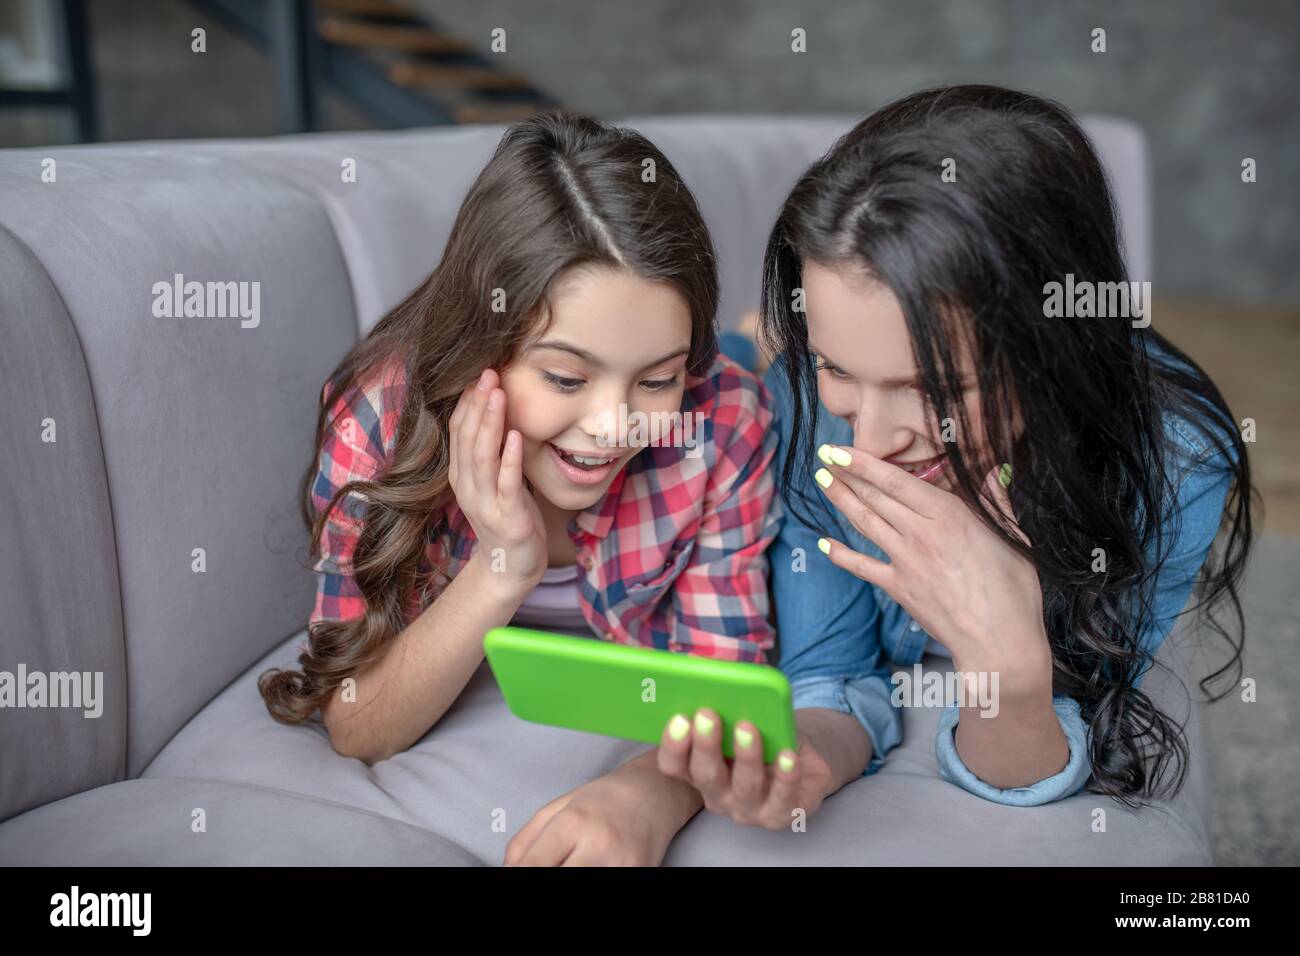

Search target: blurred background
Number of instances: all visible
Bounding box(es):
[1,0,1295,862]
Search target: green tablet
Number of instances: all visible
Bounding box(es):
[483,626,797,763]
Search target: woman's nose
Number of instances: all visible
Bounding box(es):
[852,395,911,460]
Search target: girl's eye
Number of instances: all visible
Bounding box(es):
[814,360,851,381]
[640,376,679,392]
[541,371,583,392]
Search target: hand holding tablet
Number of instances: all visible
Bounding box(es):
[484,626,797,762]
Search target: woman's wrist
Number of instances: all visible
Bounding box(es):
[951,620,1055,705]
[795,708,869,797]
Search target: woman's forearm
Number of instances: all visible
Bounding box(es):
[796,707,873,794]
[322,555,531,764]
[952,686,1069,789]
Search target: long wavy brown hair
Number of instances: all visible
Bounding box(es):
[259,112,720,725]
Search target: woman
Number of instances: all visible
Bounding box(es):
[658,85,1253,821]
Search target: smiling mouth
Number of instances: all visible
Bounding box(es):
[546,442,622,485]
[889,452,948,482]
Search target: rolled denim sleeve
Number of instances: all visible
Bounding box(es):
[934,697,1093,806]
[791,671,903,776]
[763,360,902,775]
[931,415,1233,806]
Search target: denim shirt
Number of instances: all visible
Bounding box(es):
[761,356,1235,806]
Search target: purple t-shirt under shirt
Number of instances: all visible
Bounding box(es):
[510,563,591,634]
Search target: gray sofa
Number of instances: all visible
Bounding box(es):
[0,113,1211,865]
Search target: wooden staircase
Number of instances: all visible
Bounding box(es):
[190,0,557,129]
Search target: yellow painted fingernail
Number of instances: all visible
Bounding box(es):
[817,443,834,465]
[829,446,852,467]
[814,467,833,489]
[778,753,796,773]
[817,537,830,555]
[735,727,754,749]
[694,712,715,736]
[998,462,1013,488]
[668,714,690,740]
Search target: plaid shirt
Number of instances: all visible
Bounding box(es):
[308,351,781,663]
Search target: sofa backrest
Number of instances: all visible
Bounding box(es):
[0,114,1149,821]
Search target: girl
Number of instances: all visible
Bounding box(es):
[259,112,782,865]
[658,85,1253,822]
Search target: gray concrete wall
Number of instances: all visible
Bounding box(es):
[413,0,1298,304]
[1,0,1294,303]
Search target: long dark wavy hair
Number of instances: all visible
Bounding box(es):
[759,85,1254,807]
[260,111,719,725]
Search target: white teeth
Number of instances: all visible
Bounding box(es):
[899,456,943,474]
[554,445,613,466]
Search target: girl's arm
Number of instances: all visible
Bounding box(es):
[505,711,870,865]
[316,369,549,763]
[615,747,704,825]
[504,746,703,866]
[321,555,531,764]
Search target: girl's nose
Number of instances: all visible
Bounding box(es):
[579,387,627,445]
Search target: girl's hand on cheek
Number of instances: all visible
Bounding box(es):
[656,710,833,829]
[813,445,1052,696]
[447,368,548,597]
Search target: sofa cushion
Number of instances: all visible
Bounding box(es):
[0,147,359,780]
[138,615,1211,866]
[0,777,480,865]
[0,226,127,822]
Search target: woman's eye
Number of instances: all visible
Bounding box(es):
[814,360,850,381]
[541,371,583,392]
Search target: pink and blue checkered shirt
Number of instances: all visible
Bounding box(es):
[308,351,781,663]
